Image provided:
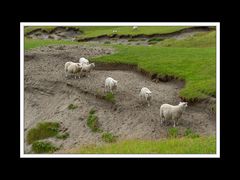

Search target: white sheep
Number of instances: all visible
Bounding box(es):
[139,87,152,106]
[160,102,188,127]
[112,30,118,33]
[65,62,82,79]
[133,26,138,30]
[80,63,95,77]
[105,77,118,93]
[79,57,89,65]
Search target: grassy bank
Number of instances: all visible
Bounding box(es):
[24,26,191,39]
[66,136,216,154]
[93,45,216,101]
[24,38,80,50]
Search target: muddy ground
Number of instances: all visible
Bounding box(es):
[24,45,216,153]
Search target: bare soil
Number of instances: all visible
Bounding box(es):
[24,45,216,153]
[26,27,82,41]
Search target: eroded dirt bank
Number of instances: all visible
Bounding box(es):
[25,26,214,46]
[24,45,216,153]
[25,27,82,40]
[77,26,214,45]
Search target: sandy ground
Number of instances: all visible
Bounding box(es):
[24,45,216,153]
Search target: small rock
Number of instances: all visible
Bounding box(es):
[78,117,84,121]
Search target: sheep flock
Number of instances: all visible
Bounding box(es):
[64,56,188,127]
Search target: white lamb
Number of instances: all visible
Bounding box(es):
[65,62,82,79]
[105,77,118,93]
[139,87,152,106]
[160,102,188,127]
[79,57,89,65]
[133,26,138,30]
[112,30,118,33]
[80,63,95,77]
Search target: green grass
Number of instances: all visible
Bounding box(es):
[32,141,59,153]
[24,26,56,34]
[87,109,102,132]
[104,92,115,103]
[158,31,216,48]
[168,127,179,138]
[68,136,216,154]
[76,26,191,39]
[56,132,70,140]
[27,122,60,144]
[24,38,80,50]
[93,44,216,101]
[101,132,117,143]
[184,128,200,138]
[68,104,78,110]
[25,26,191,40]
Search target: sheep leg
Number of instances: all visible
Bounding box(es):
[160,117,163,126]
[109,86,113,93]
[176,118,179,126]
[173,120,176,127]
[104,85,108,93]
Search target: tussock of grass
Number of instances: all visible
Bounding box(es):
[68,104,78,110]
[102,132,117,143]
[184,128,200,138]
[32,141,59,153]
[87,109,102,132]
[168,127,179,138]
[104,92,115,103]
[67,136,216,154]
[56,132,70,140]
[27,122,60,144]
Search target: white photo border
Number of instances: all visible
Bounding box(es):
[20,22,220,158]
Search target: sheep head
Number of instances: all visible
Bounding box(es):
[179,102,188,108]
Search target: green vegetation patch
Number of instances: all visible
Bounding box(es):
[32,141,59,153]
[27,122,60,144]
[56,132,70,140]
[87,109,102,132]
[158,31,216,48]
[68,104,78,110]
[104,92,115,103]
[69,136,216,154]
[24,38,80,50]
[102,132,117,143]
[184,128,200,138]
[168,127,179,138]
